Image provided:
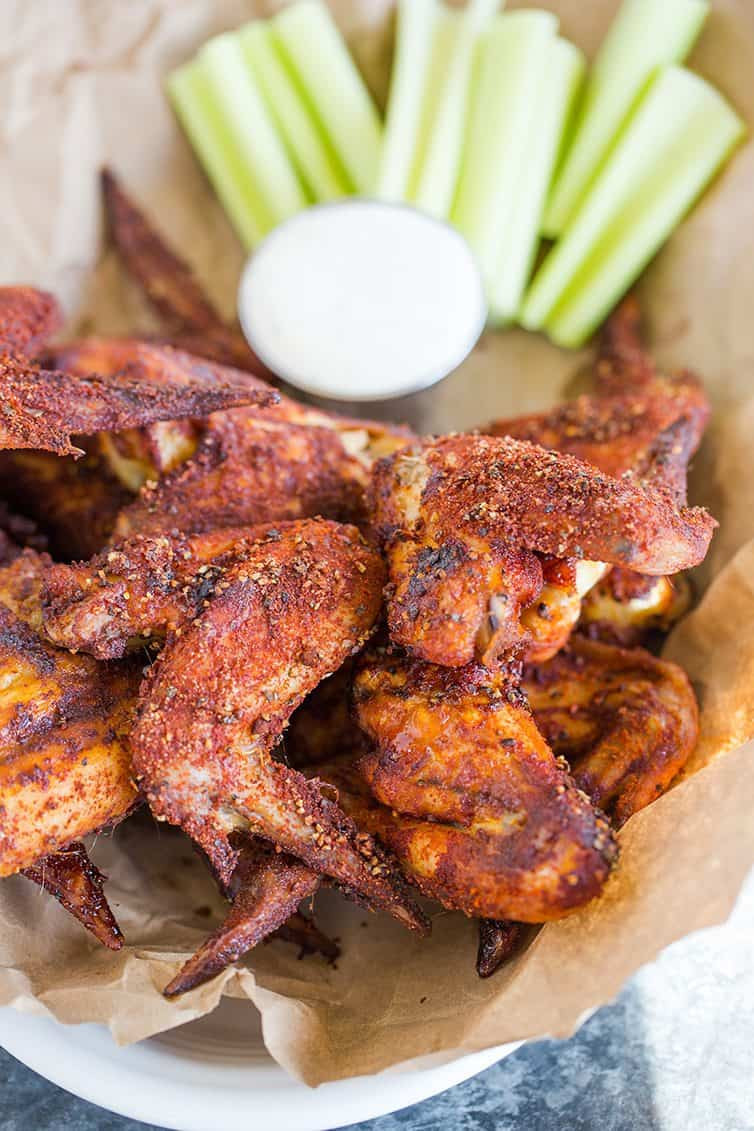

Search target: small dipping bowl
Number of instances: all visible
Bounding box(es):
[238,200,487,403]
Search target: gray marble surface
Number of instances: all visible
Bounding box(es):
[2,870,753,1131]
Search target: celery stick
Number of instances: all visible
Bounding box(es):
[451,10,558,291]
[375,0,438,201]
[198,33,307,232]
[487,37,585,327]
[410,0,501,219]
[272,0,382,195]
[239,22,349,202]
[521,67,744,346]
[166,63,267,249]
[543,0,709,237]
[405,8,462,201]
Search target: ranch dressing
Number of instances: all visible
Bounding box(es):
[238,200,486,402]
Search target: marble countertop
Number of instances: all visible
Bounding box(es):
[2,870,752,1131]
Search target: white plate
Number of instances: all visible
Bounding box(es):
[0,999,515,1130]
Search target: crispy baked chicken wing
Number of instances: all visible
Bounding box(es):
[372,433,715,667]
[42,523,312,659]
[350,645,616,922]
[0,290,277,456]
[488,298,709,508]
[45,337,411,534]
[101,167,269,376]
[486,298,708,649]
[524,635,698,827]
[0,596,139,876]
[124,519,426,932]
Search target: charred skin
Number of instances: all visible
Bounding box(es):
[372,433,715,667]
[524,635,699,827]
[163,835,322,997]
[351,647,617,923]
[385,531,543,668]
[22,842,124,950]
[0,304,278,457]
[130,520,428,934]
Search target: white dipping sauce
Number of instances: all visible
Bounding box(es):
[238,201,487,402]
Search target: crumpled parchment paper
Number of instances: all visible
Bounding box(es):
[1,0,753,1087]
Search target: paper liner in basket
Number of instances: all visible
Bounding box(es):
[1,0,753,1086]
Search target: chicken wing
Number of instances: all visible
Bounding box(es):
[22,842,124,950]
[477,624,700,971]
[112,416,371,538]
[45,337,411,533]
[41,523,321,659]
[372,433,715,667]
[0,290,277,457]
[0,545,138,960]
[101,167,269,376]
[289,675,527,978]
[0,599,139,877]
[523,635,698,827]
[350,645,616,922]
[488,296,709,510]
[127,519,427,932]
[485,297,710,653]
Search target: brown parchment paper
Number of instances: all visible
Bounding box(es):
[1,0,754,1087]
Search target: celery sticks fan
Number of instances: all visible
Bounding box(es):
[167,0,744,349]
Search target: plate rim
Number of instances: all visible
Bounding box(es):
[0,1006,516,1131]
